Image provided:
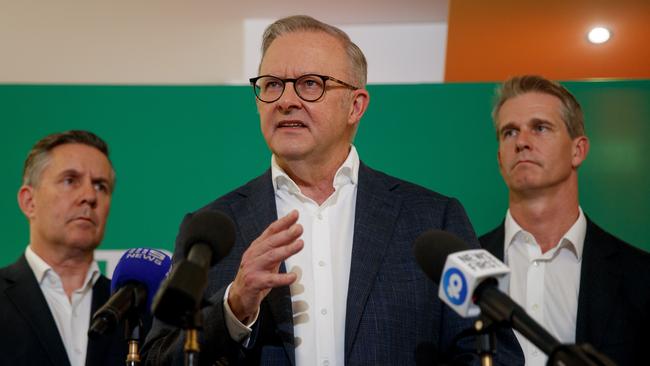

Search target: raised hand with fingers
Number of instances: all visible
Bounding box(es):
[227,210,304,324]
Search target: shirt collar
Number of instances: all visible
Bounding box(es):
[503,207,587,260]
[271,145,359,195]
[25,245,101,289]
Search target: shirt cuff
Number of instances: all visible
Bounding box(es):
[223,283,259,344]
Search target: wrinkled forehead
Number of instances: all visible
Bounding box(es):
[45,144,114,180]
[496,92,565,127]
[259,31,351,79]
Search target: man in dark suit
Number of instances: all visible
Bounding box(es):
[143,15,523,366]
[0,130,127,366]
[480,75,650,366]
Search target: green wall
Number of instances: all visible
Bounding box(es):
[1,81,648,267]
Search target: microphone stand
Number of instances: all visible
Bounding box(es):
[124,315,142,366]
[474,316,496,366]
[476,285,617,366]
[183,310,203,366]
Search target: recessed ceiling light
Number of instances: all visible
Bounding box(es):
[588,27,611,44]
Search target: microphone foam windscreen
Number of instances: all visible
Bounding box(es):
[413,230,469,285]
[181,210,236,266]
[110,248,172,310]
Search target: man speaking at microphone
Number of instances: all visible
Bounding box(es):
[143,15,522,365]
[480,75,650,365]
[0,130,127,365]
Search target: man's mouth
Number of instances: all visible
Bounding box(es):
[514,159,540,168]
[278,121,307,128]
[70,216,95,225]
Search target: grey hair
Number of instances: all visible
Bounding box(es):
[260,15,367,88]
[22,130,115,191]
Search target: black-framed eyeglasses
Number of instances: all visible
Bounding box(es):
[249,74,359,103]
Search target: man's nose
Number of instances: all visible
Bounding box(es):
[515,130,532,152]
[79,180,98,208]
[276,82,302,111]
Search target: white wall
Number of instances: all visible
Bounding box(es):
[243,20,447,84]
[0,1,447,84]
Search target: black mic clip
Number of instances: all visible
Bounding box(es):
[151,258,208,329]
[88,282,148,339]
[549,343,618,366]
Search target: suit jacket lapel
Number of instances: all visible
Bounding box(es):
[4,256,71,366]
[85,276,114,366]
[231,170,295,365]
[480,224,505,260]
[575,219,621,346]
[344,163,401,362]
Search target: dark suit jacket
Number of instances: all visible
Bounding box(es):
[0,255,128,366]
[480,218,650,366]
[143,164,524,365]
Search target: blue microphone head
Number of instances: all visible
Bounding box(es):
[110,248,172,311]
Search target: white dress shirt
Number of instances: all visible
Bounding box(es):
[224,145,359,366]
[24,246,100,366]
[503,208,586,366]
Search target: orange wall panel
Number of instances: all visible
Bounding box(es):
[445,0,650,82]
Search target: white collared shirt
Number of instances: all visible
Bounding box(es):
[503,208,586,366]
[224,145,359,366]
[25,246,100,366]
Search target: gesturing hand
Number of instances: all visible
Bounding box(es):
[228,210,303,324]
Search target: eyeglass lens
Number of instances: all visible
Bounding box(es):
[254,75,325,102]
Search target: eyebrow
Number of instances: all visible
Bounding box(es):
[92,176,111,186]
[529,117,554,126]
[58,169,82,178]
[499,117,553,132]
[58,169,113,188]
[498,121,517,134]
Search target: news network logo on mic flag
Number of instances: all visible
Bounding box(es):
[125,248,168,266]
[110,248,172,296]
[442,267,468,305]
[439,249,509,317]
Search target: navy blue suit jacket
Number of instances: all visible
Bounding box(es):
[0,255,128,366]
[480,218,650,366]
[143,164,523,365]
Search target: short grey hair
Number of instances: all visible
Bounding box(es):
[492,75,585,140]
[260,15,368,88]
[22,130,115,191]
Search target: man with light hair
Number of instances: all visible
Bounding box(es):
[480,75,650,366]
[0,130,128,365]
[144,15,523,365]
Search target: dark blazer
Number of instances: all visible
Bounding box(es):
[480,218,650,366]
[0,255,128,366]
[143,163,524,365]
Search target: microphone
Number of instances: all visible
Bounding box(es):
[414,230,510,317]
[152,210,236,327]
[88,248,172,338]
[413,230,617,366]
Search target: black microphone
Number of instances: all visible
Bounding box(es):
[152,210,236,327]
[89,248,172,338]
[413,230,617,366]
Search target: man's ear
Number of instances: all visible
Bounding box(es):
[348,89,370,126]
[572,136,590,168]
[18,185,36,219]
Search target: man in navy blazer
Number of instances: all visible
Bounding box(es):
[0,130,128,366]
[143,15,522,366]
[0,258,126,366]
[479,75,650,366]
